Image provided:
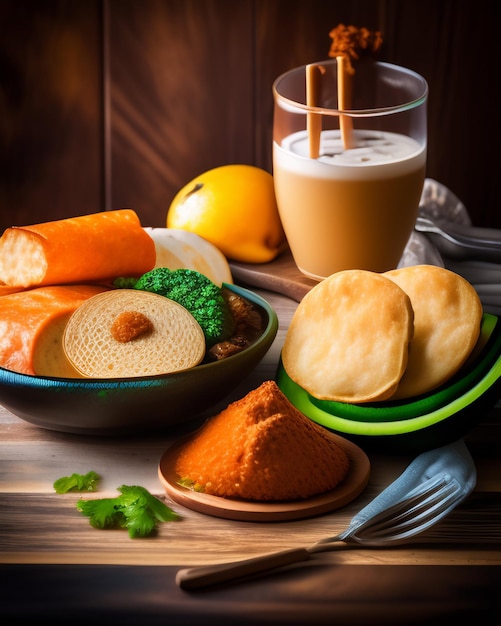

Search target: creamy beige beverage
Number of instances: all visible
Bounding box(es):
[273,129,426,280]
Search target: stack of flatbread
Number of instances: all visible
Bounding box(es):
[282,265,483,403]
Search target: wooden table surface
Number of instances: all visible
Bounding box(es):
[1,288,501,624]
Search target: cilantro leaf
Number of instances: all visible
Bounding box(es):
[118,485,180,522]
[76,497,123,530]
[53,471,101,494]
[76,484,181,538]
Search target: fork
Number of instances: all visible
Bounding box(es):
[176,439,476,590]
[415,215,501,262]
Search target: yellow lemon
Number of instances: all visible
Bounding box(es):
[167,165,287,263]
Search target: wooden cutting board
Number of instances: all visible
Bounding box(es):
[230,250,318,302]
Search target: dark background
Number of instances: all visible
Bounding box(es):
[0,0,498,234]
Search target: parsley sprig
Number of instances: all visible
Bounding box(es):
[76,485,181,538]
[53,470,101,494]
[54,472,181,538]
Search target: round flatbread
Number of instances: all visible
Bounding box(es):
[282,270,414,403]
[384,265,482,399]
[63,289,205,378]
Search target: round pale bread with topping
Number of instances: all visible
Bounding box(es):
[384,265,482,399]
[63,289,205,378]
[282,270,414,403]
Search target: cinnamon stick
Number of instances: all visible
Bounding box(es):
[336,55,354,149]
[306,64,323,158]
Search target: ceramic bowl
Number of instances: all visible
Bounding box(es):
[276,313,501,453]
[0,284,278,435]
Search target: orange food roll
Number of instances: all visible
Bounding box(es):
[0,209,156,288]
[0,284,109,376]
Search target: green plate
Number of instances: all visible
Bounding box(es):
[307,314,501,423]
[276,314,501,452]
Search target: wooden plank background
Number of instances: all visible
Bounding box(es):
[1,0,499,234]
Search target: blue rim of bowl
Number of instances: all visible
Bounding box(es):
[0,282,278,388]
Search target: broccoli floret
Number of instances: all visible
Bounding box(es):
[131,267,235,347]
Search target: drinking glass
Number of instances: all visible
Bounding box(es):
[272,59,428,280]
